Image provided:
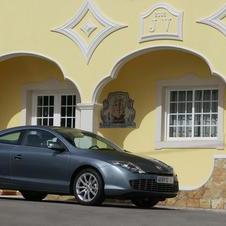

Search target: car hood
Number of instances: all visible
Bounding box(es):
[82,149,173,175]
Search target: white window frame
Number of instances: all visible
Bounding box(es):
[21,79,81,129]
[156,75,224,149]
[31,90,79,128]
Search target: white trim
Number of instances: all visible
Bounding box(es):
[140,3,183,42]
[180,155,226,191]
[155,75,224,150]
[91,45,226,104]
[52,0,127,64]
[77,103,102,132]
[198,4,226,36]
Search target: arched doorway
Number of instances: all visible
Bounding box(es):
[0,53,81,130]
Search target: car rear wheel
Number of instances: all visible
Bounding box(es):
[20,191,47,201]
[131,198,159,208]
[73,168,104,206]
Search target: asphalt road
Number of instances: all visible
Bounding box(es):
[0,197,225,226]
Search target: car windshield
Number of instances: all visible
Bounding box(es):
[54,128,123,152]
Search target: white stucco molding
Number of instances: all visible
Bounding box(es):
[180,154,226,191]
[140,3,183,42]
[92,45,226,104]
[198,4,226,36]
[52,0,127,64]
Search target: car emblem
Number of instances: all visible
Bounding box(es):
[155,165,162,170]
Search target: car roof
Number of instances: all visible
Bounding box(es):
[0,125,85,135]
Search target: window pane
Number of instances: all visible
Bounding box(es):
[49,107,54,117]
[187,91,193,101]
[195,90,202,101]
[61,118,65,127]
[186,127,192,137]
[37,96,42,106]
[73,95,76,105]
[186,115,192,125]
[212,90,218,100]
[169,127,176,137]
[211,114,218,125]
[67,107,72,117]
[170,91,177,101]
[211,126,217,137]
[50,96,54,105]
[37,107,42,117]
[178,103,185,113]
[195,102,202,113]
[194,115,201,125]
[178,127,186,137]
[67,96,72,105]
[43,96,48,106]
[43,118,48,126]
[203,102,210,113]
[203,114,210,125]
[67,119,72,128]
[61,96,66,105]
[178,91,186,101]
[37,118,42,126]
[43,107,49,117]
[203,90,211,101]
[194,126,201,137]
[212,102,218,113]
[203,127,210,137]
[170,115,177,126]
[178,115,186,125]
[187,103,192,113]
[49,118,54,126]
[61,107,66,117]
[170,103,177,113]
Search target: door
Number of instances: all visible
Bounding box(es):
[0,131,23,188]
[11,129,71,193]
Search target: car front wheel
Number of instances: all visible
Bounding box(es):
[73,168,104,206]
[131,198,159,208]
[20,191,47,201]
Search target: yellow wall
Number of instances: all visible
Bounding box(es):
[0,56,64,129]
[98,50,226,189]
[0,0,226,101]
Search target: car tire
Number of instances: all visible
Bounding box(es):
[20,191,47,201]
[73,168,105,206]
[131,198,159,208]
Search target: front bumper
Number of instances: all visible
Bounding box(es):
[101,164,179,199]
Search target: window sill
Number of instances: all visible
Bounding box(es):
[155,140,224,150]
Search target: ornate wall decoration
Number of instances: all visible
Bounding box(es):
[100,92,136,128]
[198,5,226,36]
[140,3,183,42]
[52,0,127,63]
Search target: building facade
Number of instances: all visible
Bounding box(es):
[1,0,226,208]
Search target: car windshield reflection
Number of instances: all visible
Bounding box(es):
[54,128,123,152]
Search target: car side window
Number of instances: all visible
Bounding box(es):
[22,130,62,149]
[0,131,22,145]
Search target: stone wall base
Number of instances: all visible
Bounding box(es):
[160,158,226,209]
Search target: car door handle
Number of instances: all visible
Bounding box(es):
[14,154,22,160]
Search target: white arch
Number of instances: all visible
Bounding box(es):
[92,45,226,103]
[0,51,83,102]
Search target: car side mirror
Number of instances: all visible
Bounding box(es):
[47,140,65,152]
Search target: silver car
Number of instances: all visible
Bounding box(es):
[0,126,178,208]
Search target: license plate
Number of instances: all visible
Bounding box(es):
[157,176,174,184]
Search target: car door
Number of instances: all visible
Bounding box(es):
[10,129,71,193]
[0,130,23,188]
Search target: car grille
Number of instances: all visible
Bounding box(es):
[129,179,178,193]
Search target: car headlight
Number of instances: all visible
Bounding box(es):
[112,161,145,174]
